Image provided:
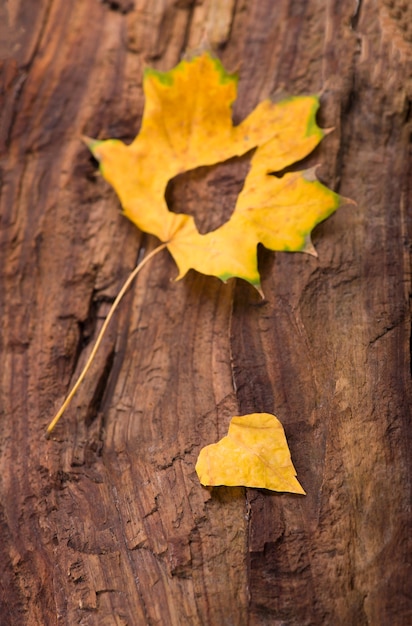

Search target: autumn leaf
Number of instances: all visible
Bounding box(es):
[195,413,305,494]
[86,52,341,287]
[47,53,341,434]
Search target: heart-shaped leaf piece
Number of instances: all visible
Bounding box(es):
[196,413,305,494]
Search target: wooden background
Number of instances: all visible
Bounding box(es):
[1,1,411,624]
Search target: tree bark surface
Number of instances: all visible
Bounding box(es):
[1,1,411,625]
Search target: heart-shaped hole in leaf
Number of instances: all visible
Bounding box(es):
[165,152,252,234]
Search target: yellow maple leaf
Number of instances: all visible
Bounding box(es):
[47,53,342,435]
[195,413,305,494]
[86,52,341,287]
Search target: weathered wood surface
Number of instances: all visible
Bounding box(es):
[1,1,411,624]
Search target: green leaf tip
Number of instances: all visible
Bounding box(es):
[144,66,174,86]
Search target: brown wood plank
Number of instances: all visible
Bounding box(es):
[1,0,411,624]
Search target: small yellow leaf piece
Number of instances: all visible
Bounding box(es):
[87,52,341,288]
[195,413,305,494]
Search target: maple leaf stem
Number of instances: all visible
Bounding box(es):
[46,243,168,436]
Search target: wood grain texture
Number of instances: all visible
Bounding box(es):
[0,0,411,624]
